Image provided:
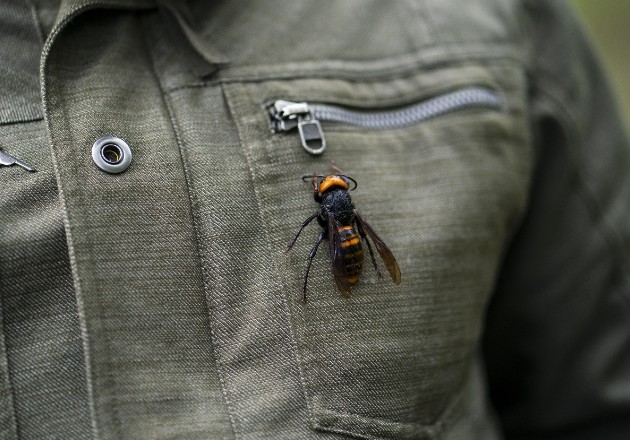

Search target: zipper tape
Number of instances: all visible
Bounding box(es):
[269,86,501,155]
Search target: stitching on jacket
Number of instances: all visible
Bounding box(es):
[0,300,18,439]
[41,7,160,440]
[140,15,241,440]
[40,5,106,439]
[165,44,527,93]
[221,82,318,437]
[311,367,468,439]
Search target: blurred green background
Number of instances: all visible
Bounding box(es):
[571,0,630,126]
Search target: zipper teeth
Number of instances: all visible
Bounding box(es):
[308,87,501,129]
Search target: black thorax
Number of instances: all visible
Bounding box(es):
[318,188,354,226]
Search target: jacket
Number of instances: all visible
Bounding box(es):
[1,0,629,439]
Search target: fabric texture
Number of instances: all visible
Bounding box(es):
[0,0,629,439]
[0,0,43,124]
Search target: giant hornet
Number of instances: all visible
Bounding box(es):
[286,171,401,301]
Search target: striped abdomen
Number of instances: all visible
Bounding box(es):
[338,225,363,284]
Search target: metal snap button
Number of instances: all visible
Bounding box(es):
[92,135,132,173]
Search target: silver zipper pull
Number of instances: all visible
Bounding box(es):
[269,100,326,155]
[0,149,35,172]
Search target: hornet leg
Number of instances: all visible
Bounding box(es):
[302,230,325,302]
[286,212,318,253]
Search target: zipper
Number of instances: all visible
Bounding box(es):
[268,86,502,155]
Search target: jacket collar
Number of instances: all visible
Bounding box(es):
[47,0,227,77]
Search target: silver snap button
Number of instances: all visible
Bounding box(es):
[92,135,132,173]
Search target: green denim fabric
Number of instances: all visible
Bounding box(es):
[0,0,629,439]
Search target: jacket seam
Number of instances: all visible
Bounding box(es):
[165,44,528,93]
[39,5,108,440]
[26,0,45,46]
[312,371,467,439]
[139,15,240,440]
[219,82,318,436]
[0,300,18,440]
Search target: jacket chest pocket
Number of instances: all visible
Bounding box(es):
[222,61,532,439]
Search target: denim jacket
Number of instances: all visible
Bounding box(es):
[1,0,629,439]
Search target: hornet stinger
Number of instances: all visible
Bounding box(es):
[286,171,401,301]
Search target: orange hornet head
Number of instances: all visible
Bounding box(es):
[318,175,350,194]
[301,173,357,202]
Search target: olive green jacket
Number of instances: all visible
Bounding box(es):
[1,0,629,439]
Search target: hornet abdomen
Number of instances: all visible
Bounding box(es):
[337,225,363,284]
